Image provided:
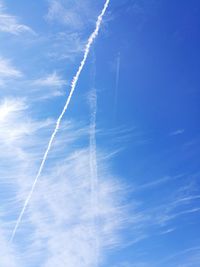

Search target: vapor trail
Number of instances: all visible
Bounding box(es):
[10,0,110,242]
[89,89,99,267]
[113,52,121,122]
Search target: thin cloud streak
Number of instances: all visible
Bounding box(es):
[170,129,185,136]
[46,0,99,31]
[31,72,67,99]
[113,52,121,122]
[10,0,110,241]
[0,1,34,35]
[32,72,66,88]
[0,57,22,78]
[89,89,99,267]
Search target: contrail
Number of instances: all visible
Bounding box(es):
[10,0,110,242]
[88,52,99,266]
[113,52,120,122]
[89,88,99,267]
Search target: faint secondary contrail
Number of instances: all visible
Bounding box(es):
[89,88,99,267]
[10,0,110,242]
[113,52,120,122]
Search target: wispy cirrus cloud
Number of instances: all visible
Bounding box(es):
[31,72,67,98]
[0,57,23,91]
[170,129,185,136]
[135,174,185,191]
[115,247,200,267]
[0,1,34,35]
[156,246,200,267]
[43,1,110,63]
[0,57,22,78]
[46,0,83,29]
[32,72,66,88]
[44,0,105,63]
[0,95,129,267]
[47,32,85,61]
[0,227,20,267]
[46,0,99,31]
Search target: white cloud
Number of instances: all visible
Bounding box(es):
[46,0,102,32]
[0,96,129,267]
[135,174,184,191]
[0,57,22,78]
[27,151,126,266]
[32,72,66,88]
[47,32,85,61]
[0,227,20,267]
[158,246,200,267]
[0,14,33,35]
[30,72,67,99]
[170,129,185,136]
[0,1,34,35]
[46,0,83,29]
[0,98,26,122]
[44,1,109,63]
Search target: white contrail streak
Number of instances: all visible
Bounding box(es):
[10,0,110,242]
[89,89,99,267]
[113,52,120,122]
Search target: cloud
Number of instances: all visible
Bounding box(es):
[47,32,85,61]
[0,14,33,35]
[45,0,103,31]
[170,129,185,136]
[0,3,34,35]
[0,227,20,267]
[32,72,66,88]
[31,72,67,98]
[158,246,200,267]
[46,0,83,29]
[0,98,51,149]
[0,57,22,79]
[44,0,111,63]
[44,1,102,62]
[0,98,26,121]
[0,2,34,35]
[135,174,184,191]
[0,95,129,266]
[27,150,127,266]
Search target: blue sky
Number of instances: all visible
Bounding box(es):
[0,0,200,266]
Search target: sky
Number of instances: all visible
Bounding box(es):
[0,0,200,266]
